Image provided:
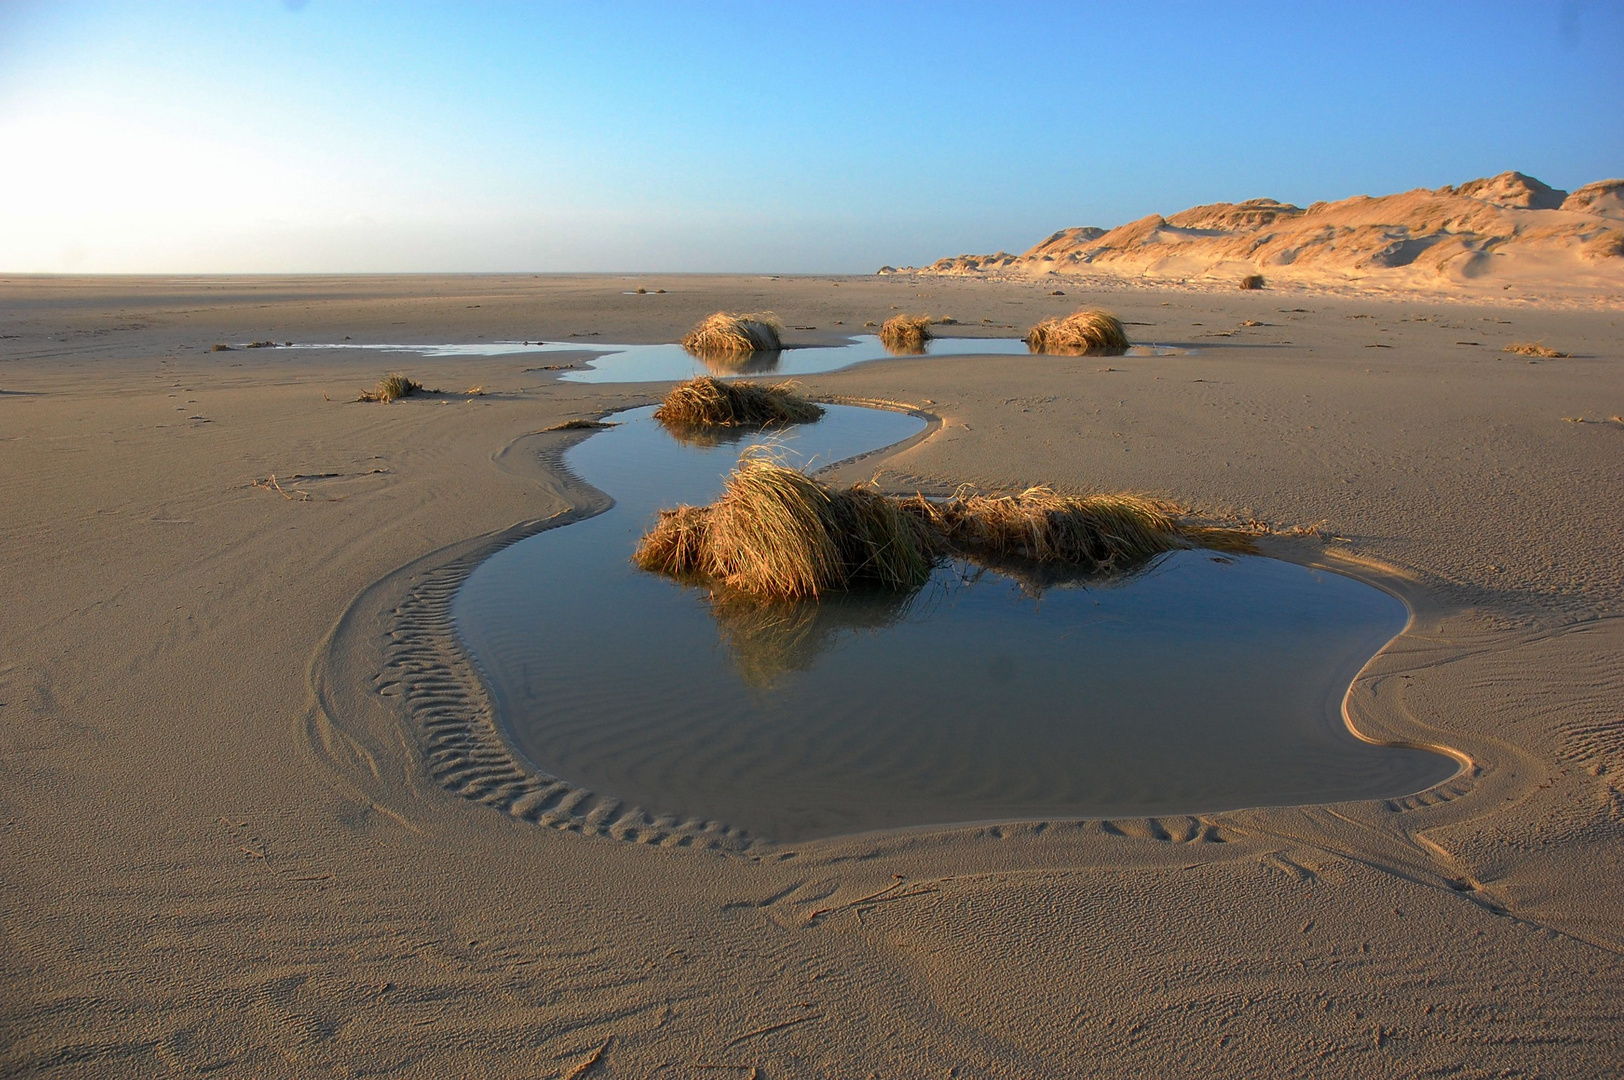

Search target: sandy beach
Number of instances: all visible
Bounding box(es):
[4,272,1623,1076]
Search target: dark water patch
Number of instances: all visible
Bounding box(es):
[451,407,1455,844]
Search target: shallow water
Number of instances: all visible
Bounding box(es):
[452,406,1456,843]
[285,335,1034,382]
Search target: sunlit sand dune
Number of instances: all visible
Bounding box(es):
[903,172,1624,303]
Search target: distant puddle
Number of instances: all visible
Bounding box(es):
[451,406,1455,844]
[285,335,1039,382]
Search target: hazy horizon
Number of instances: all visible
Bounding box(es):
[3,1,1620,275]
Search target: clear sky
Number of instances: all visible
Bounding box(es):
[2,1,1620,274]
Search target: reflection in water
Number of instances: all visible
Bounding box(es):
[708,587,923,689]
[452,404,1458,843]
[655,422,754,450]
[690,349,787,376]
[704,554,1171,687]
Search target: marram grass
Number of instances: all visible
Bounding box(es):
[357,373,425,403]
[635,456,1251,599]
[879,314,933,354]
[634,452,936,599]
[1024,309,1130,356]
[654,376,823,430]
[910,487,1185,569]
[681,312,784,356]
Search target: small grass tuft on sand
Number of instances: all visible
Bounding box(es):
[680,312,784,356]
[357,373,425,403]
[1025,309,1130,356]
[636,457,1252,600]
[654,376,823,430]
[1503,341,1571,358]
[1239,274,1267,290]
[879,314,933,354]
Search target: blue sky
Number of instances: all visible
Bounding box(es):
[2,1,1619,273]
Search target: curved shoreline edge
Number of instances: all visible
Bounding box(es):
[303,399,1532,876]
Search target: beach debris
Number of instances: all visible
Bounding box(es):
[1503,341,1570,358]
[1024,309,1130,356]
[543,418,617,431]
[210,343,233,351]
[681,311,784,356]
[879,314,932,354]
[654,376,823,430]
[561,1037,611,1079]
[252,473,311,501]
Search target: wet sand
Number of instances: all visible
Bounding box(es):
[3,273,1622,1076]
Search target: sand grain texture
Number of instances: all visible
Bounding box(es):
[2,273,1622,1077]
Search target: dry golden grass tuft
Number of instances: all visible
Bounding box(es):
[1503,341,1571,358]
[1239,274,1267,290]
[914,487,1186,570]
[680,312,784,356]
[635,452,937,599]
[637,457,1254,599]
[879,314,933,354]
[356,373,426,403]
[653,376,823,430]
[1024,309,1130,356]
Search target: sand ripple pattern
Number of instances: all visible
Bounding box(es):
[384,520,758,853]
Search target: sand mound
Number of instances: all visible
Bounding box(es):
[901,171,1624,302]
[1562,179,1624,219]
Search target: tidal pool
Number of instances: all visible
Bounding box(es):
[451,406,1456,843]
[285,335,1035,382]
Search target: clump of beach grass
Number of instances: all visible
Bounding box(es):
[912,487,1186,570]
[879,314,933,354]
[1503,341,1570,358]
[636,456,1250,600]
[357,373,425,403]
[653,376,823,430]
[634,452,937,599]
[680,312,784,356]
[1239,274,1267,290]
[1024,309,1130,356]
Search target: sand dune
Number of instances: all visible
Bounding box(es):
[901,172,1624,303]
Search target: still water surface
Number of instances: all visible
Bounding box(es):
[452,406,1455,843]
[289,335,1035,382]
